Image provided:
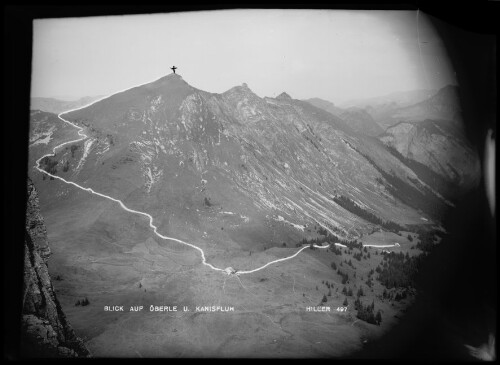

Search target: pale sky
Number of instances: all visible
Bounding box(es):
[31,9,456,104]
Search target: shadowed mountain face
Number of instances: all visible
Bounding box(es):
[379,119,480,191]
[375,85,479,200]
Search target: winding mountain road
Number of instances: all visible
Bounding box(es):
[34,96,334,276]
[34,86,399,277]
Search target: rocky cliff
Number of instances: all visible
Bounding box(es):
[22,178,90,358]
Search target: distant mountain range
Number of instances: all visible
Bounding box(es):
[340,89,437,109]
[301,85,476,189]
[302,99,382,136]
[302,98,345,117]
[387,85,462,126]
[30,95,104,114]
[305,86,462,133]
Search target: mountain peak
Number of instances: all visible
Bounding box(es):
[139,73,195,96]
[150,72,185,86]
[223,83,256,96]
[276,92,292,100]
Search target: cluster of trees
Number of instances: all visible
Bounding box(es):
[322,280,334,290]
[338,238,363,250]
[353,252,362,261]
[330,245,342,255]
[416,230,440,252]
[376,251,422,289]
[331,195,404,232]
[357,286,365,297]
[336,268,349,284]
[40,156,58,176]
[62,160,70,172]
[394,290,407,302]
[75,297,90,306]
[342,286,353,296]
[70,145,79,158]
[354,298,382,325]
[382,288,408,302]
[297,233,361,250]
[366,277,373,289]
[352,249,371,261]
[343,258,355,268]
[317,226,328,236]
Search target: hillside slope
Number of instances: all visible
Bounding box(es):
[56,74,447,240]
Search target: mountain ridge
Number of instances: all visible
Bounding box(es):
[35,73,460,241]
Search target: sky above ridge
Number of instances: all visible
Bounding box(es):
[32,9,456,104]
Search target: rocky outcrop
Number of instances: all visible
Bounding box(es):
[22,178,90,358]
[276,92,292,101]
